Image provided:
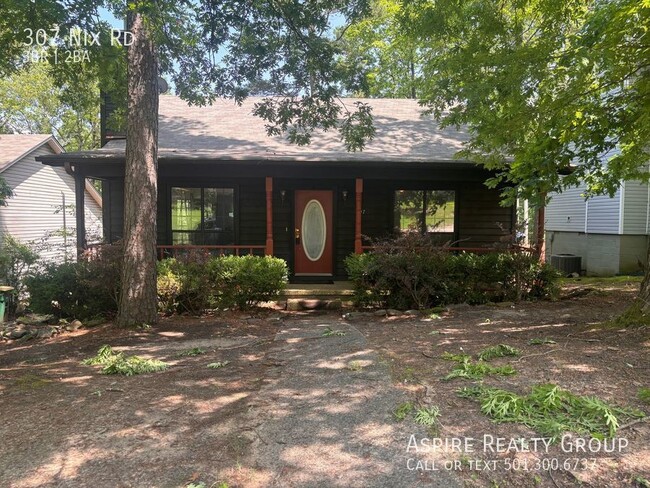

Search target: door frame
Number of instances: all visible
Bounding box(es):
[294,189,334,276]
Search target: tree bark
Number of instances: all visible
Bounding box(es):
[116,11,159,327]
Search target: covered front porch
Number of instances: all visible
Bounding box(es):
[61,158,521,282]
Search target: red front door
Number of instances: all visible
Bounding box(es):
[294,190,333,275]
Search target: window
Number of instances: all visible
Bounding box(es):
[394,190,455,234]
[171,187,234,245]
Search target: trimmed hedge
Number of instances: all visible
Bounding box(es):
[157,254,288,313]
[345,236,559,309]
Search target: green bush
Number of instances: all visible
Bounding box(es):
[0,235,39,318]
[157,254,288,314]
[210,255,288,309]
[26,243,122,320]
[345,235,560,309]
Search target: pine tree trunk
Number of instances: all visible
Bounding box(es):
[116,11,159,327]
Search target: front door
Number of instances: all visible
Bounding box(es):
[294,190,333,275]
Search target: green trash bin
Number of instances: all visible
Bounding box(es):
[0,286,14,322]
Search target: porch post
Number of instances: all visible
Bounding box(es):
[354,178,363,254]
[265,176,273,256]
[74,174,86,258]
[535,200,546,262]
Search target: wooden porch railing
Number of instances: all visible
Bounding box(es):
[360,245,536,255]
[156,245,266,259]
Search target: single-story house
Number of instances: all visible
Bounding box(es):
[38,96,517,281]
[0,134,103,261]
[546,180,649,276]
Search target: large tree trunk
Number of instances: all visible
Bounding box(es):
[116,11,159,327]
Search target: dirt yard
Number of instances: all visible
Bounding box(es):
[0,278,648,488]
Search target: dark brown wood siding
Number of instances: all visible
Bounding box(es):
[103,179,124,242]
[457,182,513,246]
[96,163,514,279]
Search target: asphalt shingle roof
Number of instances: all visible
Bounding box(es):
[38,96,474,164]
[0,134,61,172]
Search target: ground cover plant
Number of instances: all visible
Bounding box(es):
[82,344,167,376]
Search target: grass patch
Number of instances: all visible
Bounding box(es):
[638,388,650,404]
[347,360,363,372]
[441,351,471,363]
[83,345,167,376]
[176,347,206,357]
[14,373,52,389]
[444,358,516,381]
[322,327,346,337]
[458,383,645,441]
[207,361,230,369]
[607,301,650,329]
[561,275,642,286]
[477,344,520,361]
[393,401,414,421]
[528,338,557,345]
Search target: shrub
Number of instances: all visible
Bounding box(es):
[345,235,560,309]
[26,242,123,320]
[157,254,288,314]
[0,235,39,318]
[156,251,212,315]
[210,255,288,309]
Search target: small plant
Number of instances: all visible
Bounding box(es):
[444,358,516,381]
[322,327,346,337]
[414,406,441,427]
[458,384,645,441]
[528,338,556,345]
[638,388,650,404]
[393,401,414,421]
[83,345,167,376]
[207,361,230,369]
[441,351,471,363]
[477,344,520,361]
[177,347,206,357]
[634,476,650,488]
[347,360,363,371]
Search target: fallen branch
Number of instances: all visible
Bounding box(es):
[514,348,560,363]
[619,417,649,431]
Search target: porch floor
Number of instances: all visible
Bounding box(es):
[281,281,354,300]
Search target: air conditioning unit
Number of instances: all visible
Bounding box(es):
[550,254,582,276]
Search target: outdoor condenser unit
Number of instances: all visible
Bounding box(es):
[550,254,582,276]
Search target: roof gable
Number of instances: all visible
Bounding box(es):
[0,134,63,173]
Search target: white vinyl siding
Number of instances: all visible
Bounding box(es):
[0,144,102,261]
[621,180,649,234]
[546,185,587,232]
[585,189,621,234]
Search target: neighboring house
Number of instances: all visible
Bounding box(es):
[546,181,649,275]
[0,134,103,262]
[39,96,515,282]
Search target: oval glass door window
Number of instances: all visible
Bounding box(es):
[301,200,326,261]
